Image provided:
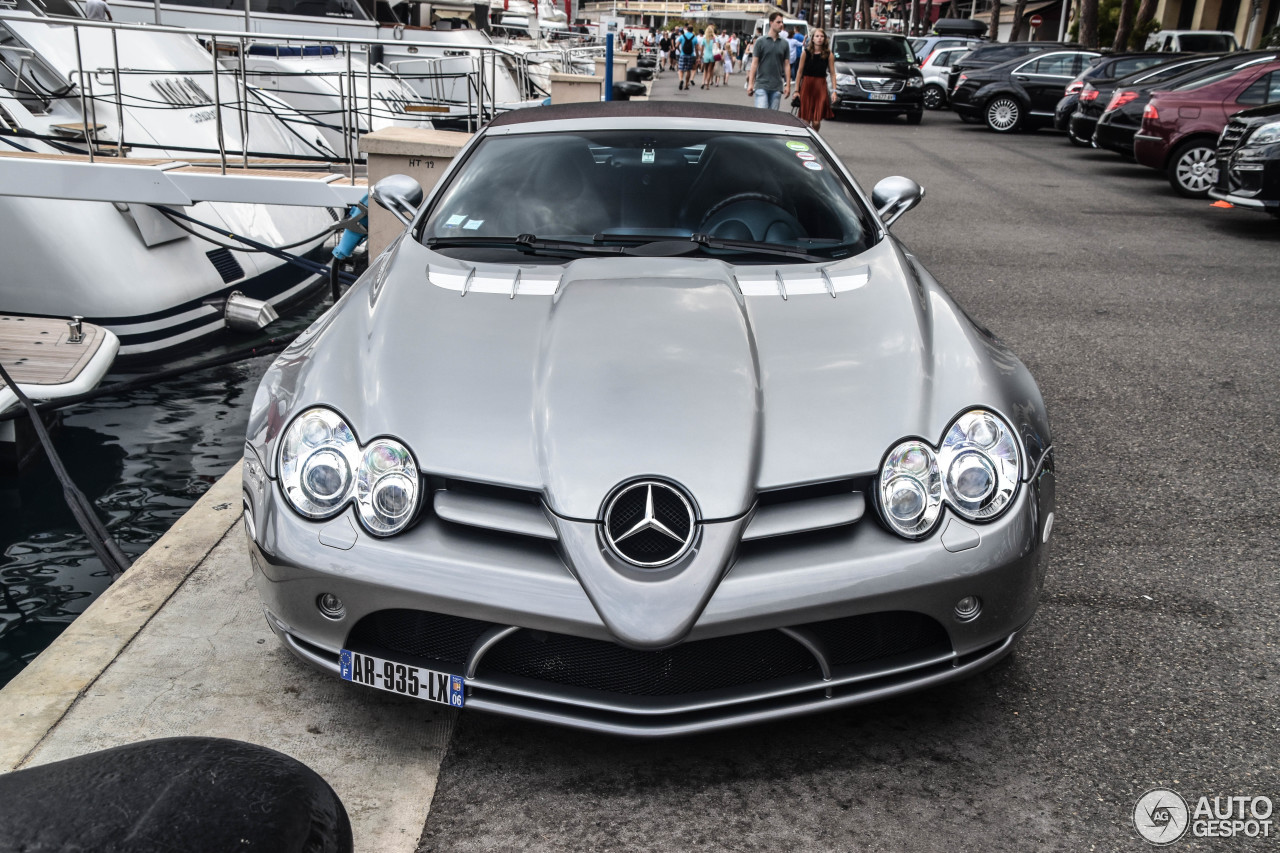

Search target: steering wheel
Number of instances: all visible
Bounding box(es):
[698,192,792,231]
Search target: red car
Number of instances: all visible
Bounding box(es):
[1133,58,1280,197]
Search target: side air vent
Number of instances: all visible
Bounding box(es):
[206,248,245,283]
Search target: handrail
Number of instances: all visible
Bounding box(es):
[0,11,532,172]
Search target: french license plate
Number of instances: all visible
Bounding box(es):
[869,93,896,101]
[340,649,464,707]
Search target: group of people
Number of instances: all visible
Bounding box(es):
[653,13,839,132]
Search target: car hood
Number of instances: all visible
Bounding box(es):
[837,60,918,77]
[251,236,1047,522]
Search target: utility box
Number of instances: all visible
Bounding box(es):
[550,72,605,104]
[593,56,629,82]
[360,128,471,258]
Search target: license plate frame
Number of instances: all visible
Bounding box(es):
[340,649,465,707]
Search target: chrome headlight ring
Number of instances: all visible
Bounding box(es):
[878,408,1023,539]
[278,406,421,536]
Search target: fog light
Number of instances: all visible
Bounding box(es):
[954,596,982,622]
[317,592,345,620]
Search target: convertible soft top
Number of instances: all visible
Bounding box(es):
[488,101,808,129]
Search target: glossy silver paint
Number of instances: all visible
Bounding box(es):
[244,108,1054,735]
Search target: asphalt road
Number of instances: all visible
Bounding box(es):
[414,73,1280,852]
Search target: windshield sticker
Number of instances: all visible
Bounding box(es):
[463,219,484,230]
[444,214,466,227]
[796,151,817,161]
[642,147,655,164]
[803,161,823,171]
[786,141,810,151]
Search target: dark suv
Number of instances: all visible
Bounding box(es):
[946,41,1074,95]
[830,31,925,124]
[1211,102,1280,217]
[950,49,1100,132]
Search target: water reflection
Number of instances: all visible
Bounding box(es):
[0,300,329,688]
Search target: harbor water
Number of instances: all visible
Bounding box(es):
[0,297,330,689]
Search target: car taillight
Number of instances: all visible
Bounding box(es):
[1143,103,1158,121]
[1080,87,1098,101]
[1066,81,1083,95]
[1105,90,1138,112]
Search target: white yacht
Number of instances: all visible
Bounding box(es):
[0,2,348,357]
[106,0,552,121]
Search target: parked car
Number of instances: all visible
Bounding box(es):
[920,44,975,109]
[950,49,1100,132]
[243,101,1055,736]
[1134,59,1280,196]
[1053,53,1191,143]
[1210,102,1280,216]
[946,41,1074,96]
[1072,54,1219,149]
[1145,29,1239,52]
[831,31,925,123]
[909,34,980,65]
[1092,51,1278,157]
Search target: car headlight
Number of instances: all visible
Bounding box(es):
[837,73,856,87]
[1244,121,1280,147]
[906,77,923,88]
[279,407,421,536]
[878,408,1022,538]
[356,438,420,535]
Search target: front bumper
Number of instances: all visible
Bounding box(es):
[1211,147,1280,211]
[834,85,923,114]
[246,456,1055,736]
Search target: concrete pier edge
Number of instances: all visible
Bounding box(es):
[0,462,246,771]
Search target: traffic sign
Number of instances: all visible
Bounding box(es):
[879,15,887,24]
[1029,13,1043,26]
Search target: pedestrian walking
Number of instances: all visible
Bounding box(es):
[676,25,698,91]
[700,26,717,89]
[746,12,791,109]
[797,28,837,132]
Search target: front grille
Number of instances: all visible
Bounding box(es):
[205,248,245,284]
[1218,120,1247,155]
[802,611,949,666]
[858,78,905,94]
[478,628,818,695]
[347,609,496,665]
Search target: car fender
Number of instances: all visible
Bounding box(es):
[976,84,1028,109]
[1162,130,1220,170]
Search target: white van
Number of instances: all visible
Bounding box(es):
[1144,30,1239,52]
[753,16,808,38]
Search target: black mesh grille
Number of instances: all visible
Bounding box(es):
[478,629,818,696]
[802,611,949,667]
[206,248,245,284]
[346,609,496,665]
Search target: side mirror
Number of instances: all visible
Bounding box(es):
[872,176,925,227]
[371,174,424,227]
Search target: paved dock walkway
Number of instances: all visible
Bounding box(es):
[0,464,456,852]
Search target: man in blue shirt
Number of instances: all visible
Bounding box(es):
[789,30,805,84]
[746,12,791,109]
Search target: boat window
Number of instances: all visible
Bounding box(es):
[159,0,366,19]
[419,129,878,263]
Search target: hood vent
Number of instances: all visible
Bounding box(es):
[206,248,245,283]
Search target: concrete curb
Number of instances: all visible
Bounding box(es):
[0,463,245,772]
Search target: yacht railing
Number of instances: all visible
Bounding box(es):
[0,11,544,169]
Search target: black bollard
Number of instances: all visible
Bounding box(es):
[0,737,353,853]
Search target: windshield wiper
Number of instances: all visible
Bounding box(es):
[594,232,831,262]
[690,234,830,262]
[426,234,625,258]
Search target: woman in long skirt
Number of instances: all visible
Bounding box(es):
[797,28,837,132]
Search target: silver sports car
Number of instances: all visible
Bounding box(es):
[243,102,1055,736]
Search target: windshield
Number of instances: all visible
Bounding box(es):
[419,130,877,263]
[833,35,914,63]
[1179,34,1237,52]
